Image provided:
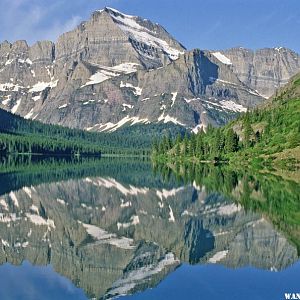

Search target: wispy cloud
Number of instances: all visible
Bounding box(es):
[0,0,117,44]
[203,21,222,36]
[40,16,83,42]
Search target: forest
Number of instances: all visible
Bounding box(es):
[0,108,184,156]
[152,96,300,167]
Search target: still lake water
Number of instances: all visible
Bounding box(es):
[0,157,299,299]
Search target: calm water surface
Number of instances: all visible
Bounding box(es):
[0,157,299,299]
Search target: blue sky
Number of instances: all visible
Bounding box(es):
[1,0,299,53]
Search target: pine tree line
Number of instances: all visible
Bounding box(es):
[152,97,300,163]
[0,108,156,156]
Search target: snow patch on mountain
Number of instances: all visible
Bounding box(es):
[24,108,34,119]
[156,188,184,201]
[117,215,140,230]
[202,99,247,113]
[168,205,175,222]
[57,199,66,205]
[82,70,117,87]
[86,116,150,132]
[107,8,184,60]
[192,123,206,134]
[9,192,19,207]
[32,95,41,102]
[217,203,241,216]
[26,214,56,229]
[23,187,32,198]
[158,112,185,126]
[120,81,142,96]
[0,199,8,211]
[82,222,135,250]
[82,100,95,105]
[84,177,149,196]
[209,250,229,263]
[82,63,139,88]
[29,80,58,93]
[58,103,68,109]
[219,100,247,112]
[106,252,179,298]
[11,99,22,114]
[109,116,149,131]
[110,62,139,73]
[5,59,14,66]
[1,239,10,247]
[18,58,32,65]
[171,92,177,107]
[212,52,232,65]
[2,95,11,105]
[120,199,132,208]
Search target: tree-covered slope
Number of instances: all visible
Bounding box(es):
[0,108,186,155]
[153,72,300,167]
[0,108,99,155]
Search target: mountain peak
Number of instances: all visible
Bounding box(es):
[3,6,298,135]
[95,7,138,21]
[85,7,185,63]
[104,7,134,18]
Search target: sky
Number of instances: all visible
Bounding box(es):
[0,0,300,53]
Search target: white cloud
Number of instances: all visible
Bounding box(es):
[36,16,83,42]
[0,0,116,44]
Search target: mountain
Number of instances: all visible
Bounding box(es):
[0,7,299,133]
[219,47,300,98]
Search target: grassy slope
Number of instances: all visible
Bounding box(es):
[231,97,300,166]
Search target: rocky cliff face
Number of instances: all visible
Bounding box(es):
[0,7,299,132]
[219,47,300,98]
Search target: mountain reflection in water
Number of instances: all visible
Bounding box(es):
[0,157,299,299]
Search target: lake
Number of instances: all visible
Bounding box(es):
[0,156,299,300]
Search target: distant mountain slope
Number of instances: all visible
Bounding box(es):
[219,47,300,98]
[0,106,187,155]
[0,7,299,133]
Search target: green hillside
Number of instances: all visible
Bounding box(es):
[153,72,300,168]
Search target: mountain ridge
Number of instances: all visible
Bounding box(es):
[0,7,299,133]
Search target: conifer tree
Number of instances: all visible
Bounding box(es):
[243,112,253,148]
[225,128,239,153]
